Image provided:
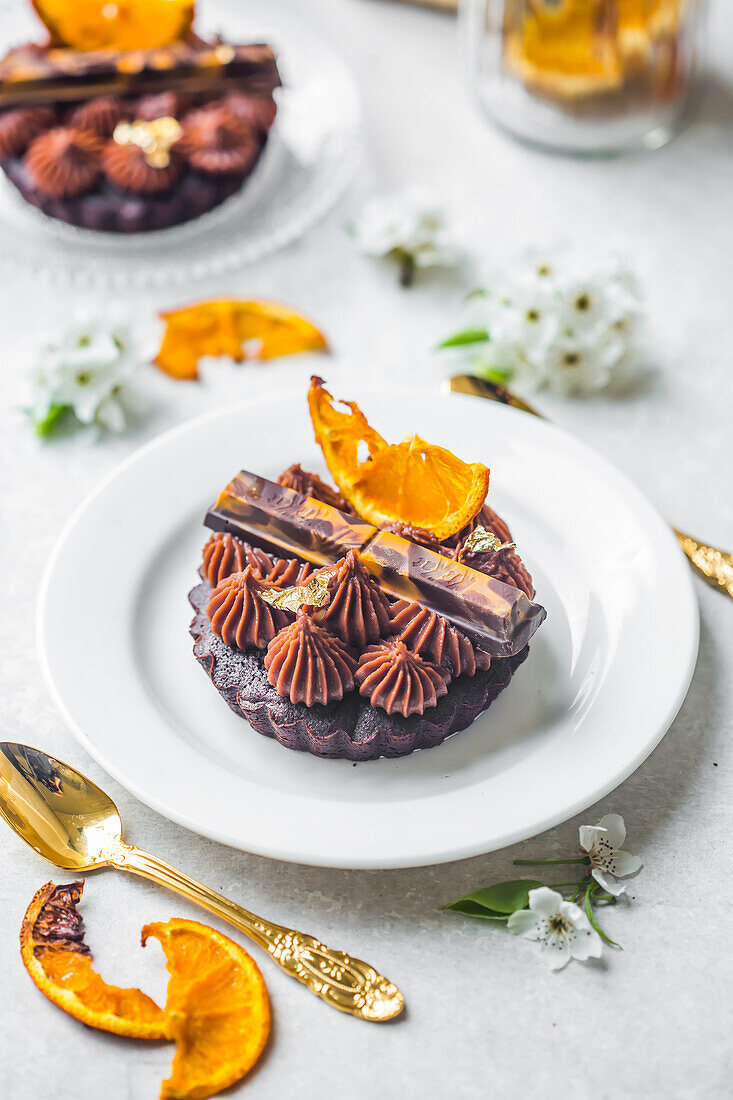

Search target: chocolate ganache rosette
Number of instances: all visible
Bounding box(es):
[207,567,291,650]
[265,609,357,707]
[103,140,181,194]
[318,550,391,649]
[176,105,259,176]
[0,105,55,157]
[68,96,129,137]
[25,127,103,196]
[277,464,352,513]
[202,531,313,589]
[355,639,450,718]
[390,600,490,677]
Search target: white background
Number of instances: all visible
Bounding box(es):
[1,1,732,1097]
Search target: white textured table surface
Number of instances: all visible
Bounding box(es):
[2,1,732,1097]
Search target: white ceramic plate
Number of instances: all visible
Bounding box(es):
[38,388,698,868]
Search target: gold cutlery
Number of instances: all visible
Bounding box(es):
[0,742,404,1022]
[446,373,733,601]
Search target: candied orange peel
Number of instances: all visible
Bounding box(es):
[154,298,328,380]
[31,0,195,51]
[308,376,490,540]
[20,880,167,1038]
[143,919,271,1100]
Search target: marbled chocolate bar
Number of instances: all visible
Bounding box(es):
[205,470,546,657]
[0,39,280,108]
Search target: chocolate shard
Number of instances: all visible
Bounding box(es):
[0,40,281,109]
[205,470,547,658]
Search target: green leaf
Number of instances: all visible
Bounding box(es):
[443,879,545,920]
[437,327,490,349]
[584,884,622,949]
[475,364,513,385]
[33,404,71,439]
[442,900,509,921]
[465,287,489,300]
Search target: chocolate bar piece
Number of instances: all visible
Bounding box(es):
[206,470,546,657]
[0,39,280,109]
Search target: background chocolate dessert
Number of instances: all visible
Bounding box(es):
[0,36,280,231]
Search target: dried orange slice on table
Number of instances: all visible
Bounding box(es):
[154,298,328,380]
[143,919,270,1100]
[31,0,195,51]
[20,883,271,1099]
[20,880,167,1038]
[308,376,491,541]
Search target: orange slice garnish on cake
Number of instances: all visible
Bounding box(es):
[308,376,490,540]
[31,0,195,51]
[20,881,167,1038]
[154,298,328,380]
[143,918,271,1100]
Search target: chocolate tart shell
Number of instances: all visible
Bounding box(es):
[189,581,530,762]
[0,137,265,233]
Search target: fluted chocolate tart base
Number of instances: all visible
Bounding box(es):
[189,581,530,761]
[1,142,266,233]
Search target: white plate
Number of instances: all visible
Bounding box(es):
[0,0,361,287]
[38,388,698,868]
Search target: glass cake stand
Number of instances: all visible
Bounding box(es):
[0,0,361,287]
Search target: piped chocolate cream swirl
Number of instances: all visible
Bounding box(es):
[265,609,357,706]
[458,543,534,599]
[207,567,291,650]
[390,599,490,677]
[202,531,313,588]
[356,638,450,717]
[0,105,55,157]
[277,464,352,513]
[103,141,181,193]
[68,96,128,137]
[177,105,259,175]
[25,126,102,195]
[319,550,391,649]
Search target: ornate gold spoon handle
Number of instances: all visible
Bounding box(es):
[113,844,404,1022]
[446,374,733,602]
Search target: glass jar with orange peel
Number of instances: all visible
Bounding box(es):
[462,0,705,154]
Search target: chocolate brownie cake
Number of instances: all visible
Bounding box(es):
[0,27,280,232]
[189,463,545,761]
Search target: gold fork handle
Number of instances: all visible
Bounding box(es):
[446,374,733,601]
[674,529,733,599]
[112,843,404,1022]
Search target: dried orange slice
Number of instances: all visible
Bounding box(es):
[308,377,490,540]
[31,0,195,51]
[20,881,167,1038]
[154,298,328,380]
[143,919,270,1100]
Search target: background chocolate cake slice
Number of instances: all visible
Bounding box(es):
[0,27,281,232]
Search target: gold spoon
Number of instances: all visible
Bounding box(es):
[0,742,404,1023]
[446,373,733,600]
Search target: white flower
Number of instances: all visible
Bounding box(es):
[442,249,642,394]
[350,188,460,283]
[507,887,603,971]
[29,317,141,436]
[579,814,643,897]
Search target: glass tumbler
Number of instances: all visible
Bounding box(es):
[462,0,705,155]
